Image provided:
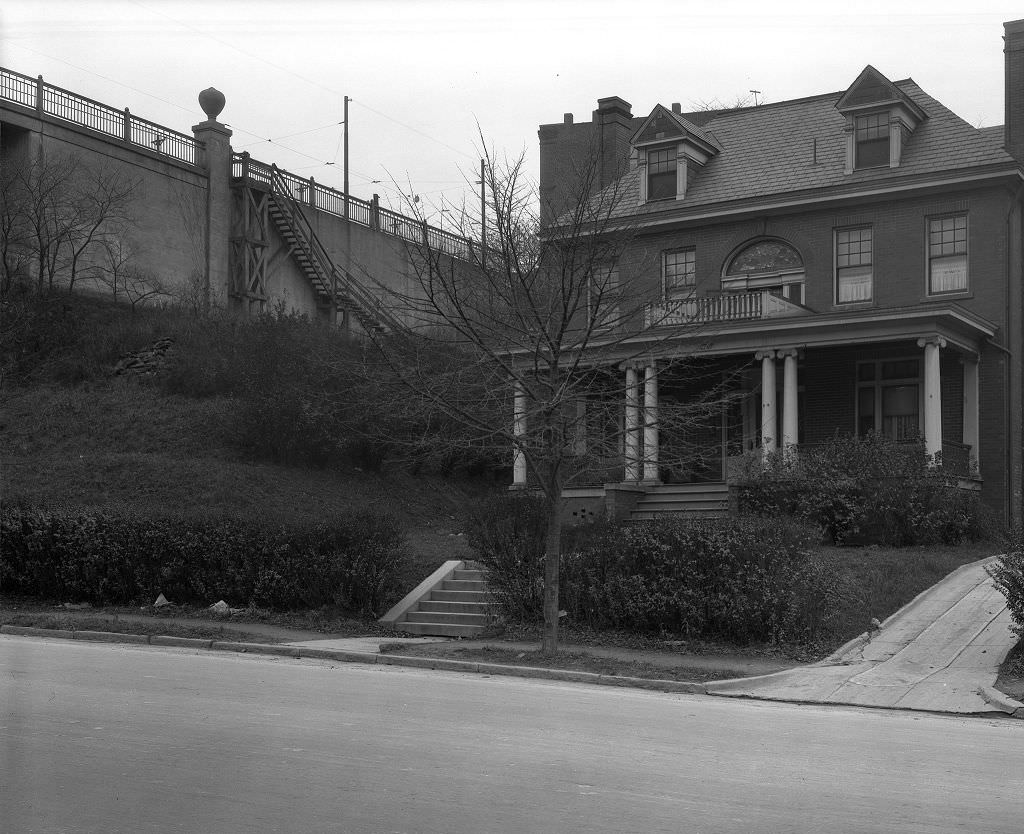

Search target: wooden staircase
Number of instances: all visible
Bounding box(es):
[382,562,495,637]
[629,483,729,520]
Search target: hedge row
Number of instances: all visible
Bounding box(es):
[465,495,832,643]
[0,506,407,614]
[733,433,987,545]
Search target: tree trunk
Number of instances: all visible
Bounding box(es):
[541,500,561,655]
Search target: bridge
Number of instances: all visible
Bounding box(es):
[0,67,474,332]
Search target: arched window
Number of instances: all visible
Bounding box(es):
[722,239,805,305]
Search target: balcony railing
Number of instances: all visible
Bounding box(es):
[232,152,475,261]
[1,66,199,166]
[645,289,811,327]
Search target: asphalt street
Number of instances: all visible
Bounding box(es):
[2,635,1022,833]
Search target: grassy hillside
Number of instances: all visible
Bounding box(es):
[0,292,482,584]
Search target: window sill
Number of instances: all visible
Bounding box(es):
[923,291,972,302]
[832,300,876,311]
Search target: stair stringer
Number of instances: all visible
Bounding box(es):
[380,560,465,627]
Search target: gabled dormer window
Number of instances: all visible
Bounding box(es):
[836,66,926,174]
[631,104,721,205]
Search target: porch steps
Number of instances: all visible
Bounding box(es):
[630,483,729,520]
[384,564,496,637]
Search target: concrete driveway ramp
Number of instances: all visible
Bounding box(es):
[707,556,1021,715]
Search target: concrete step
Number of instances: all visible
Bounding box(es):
[633,499,729,512]
[430,589,488,603]
[641,483,728,495]
[403,611,490,626]
[631,508,728,520]
[443,579,486,592]
[394,622,487,637]
[418,600,490,614]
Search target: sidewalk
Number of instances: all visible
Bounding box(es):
[2,556,1020,716]
[707,556,1022,715]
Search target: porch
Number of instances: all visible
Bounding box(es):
[516,301,996,523]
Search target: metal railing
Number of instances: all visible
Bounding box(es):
[1,66,199,166]
[267,165,402,332]
[233,152,474,261]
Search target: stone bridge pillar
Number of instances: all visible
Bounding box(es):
[192,88,233,311]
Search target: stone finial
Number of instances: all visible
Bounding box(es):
[198,87,226,120]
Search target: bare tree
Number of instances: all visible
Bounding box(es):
[360,144,733,653]
[95,236,170,312]
[0,150,138,294]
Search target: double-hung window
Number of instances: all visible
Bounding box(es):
[647,147,677,201]
[928,214,968,294]
[857,359,921,440]
[855,113,889,169]
[835,227,873,304]
[662,248,695,298]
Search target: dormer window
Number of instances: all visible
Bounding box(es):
[632,104,722,205]
[836,66,926,174]
[855,113,889,169]
[647,147,677,201]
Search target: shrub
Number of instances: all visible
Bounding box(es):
[560,516,830,643]
[733,433,986,546]
[0,505,408,614]
[463,492,548,621]
[989,528,1024,637]
[463,498,832,643]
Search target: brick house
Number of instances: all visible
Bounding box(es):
[532,19,1024,526]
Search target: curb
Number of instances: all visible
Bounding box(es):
[0,624,707,695]
[978,685,1024,717]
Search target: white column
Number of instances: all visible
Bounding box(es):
[963,355,980,476]
[918,336,946,464]
[756,350,777,461]
[780,348,799,460]
[624,366,641,482]
[512,382,527,487]
[642,362,660,483]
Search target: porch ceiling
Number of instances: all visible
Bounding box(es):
[616,303,997,360]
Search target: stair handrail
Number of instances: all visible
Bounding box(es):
[269,165,402,332]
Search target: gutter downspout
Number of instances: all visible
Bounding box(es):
[1005,179,1024,527]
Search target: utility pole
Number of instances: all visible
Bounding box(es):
[479,158,486,268]
[343,95,350,219]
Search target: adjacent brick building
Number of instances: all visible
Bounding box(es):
[536,19,1024,525]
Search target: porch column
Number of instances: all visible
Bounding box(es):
[962,355,980,476]
[512,382,527,487]
[624,366,641,482]
[918,336,946,463]
[756,350,777,460]
[642,362,660,483]
[779,348,799,460]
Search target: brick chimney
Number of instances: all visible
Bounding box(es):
[593,96,633,189]
[1005,19,1024,163]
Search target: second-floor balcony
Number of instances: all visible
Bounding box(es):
[645,289,813,328]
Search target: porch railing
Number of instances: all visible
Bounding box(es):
[1,66,199,166]
[645,289,811,327]
[233,152,474,261]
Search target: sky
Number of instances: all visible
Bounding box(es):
[1,0,1021,224]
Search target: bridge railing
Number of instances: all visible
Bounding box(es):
[233,152,474,260]
[1,66,198,166]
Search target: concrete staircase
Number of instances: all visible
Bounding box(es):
[380,561,495,637]
[630,482,729,520]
